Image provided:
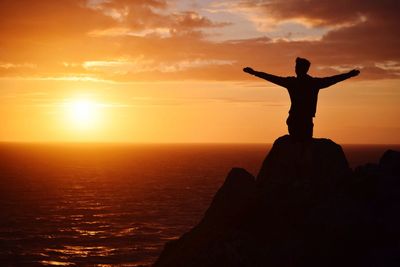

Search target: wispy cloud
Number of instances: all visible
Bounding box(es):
[128,96,285,107]
[82,57,235,74]
[0,62,37,69]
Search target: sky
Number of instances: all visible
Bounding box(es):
[0,0,399,144]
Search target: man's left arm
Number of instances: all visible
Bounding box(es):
[316,69,360,89]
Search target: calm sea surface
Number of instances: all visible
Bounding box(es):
[1,143,399,266]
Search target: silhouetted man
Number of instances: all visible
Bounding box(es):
[243,58,360,141]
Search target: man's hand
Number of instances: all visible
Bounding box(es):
[243,67,255,74]
[349,69,360,77]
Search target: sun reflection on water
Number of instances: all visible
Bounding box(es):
[41,260,75,266]
[45,246,116,257]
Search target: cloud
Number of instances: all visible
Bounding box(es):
[82,57,235,74]
[128,95,284,107]
[87,0,229,36]
[0,62,36,69]
[88,27,173,37]
[0,0,115,38]
[229,0,397,27]
[0,0,399,81]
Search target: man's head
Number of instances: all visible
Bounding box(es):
[295,57,311,76]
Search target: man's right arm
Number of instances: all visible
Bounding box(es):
[243,67,289,88]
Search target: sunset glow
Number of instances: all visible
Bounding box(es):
[0,0,399,143]
[65,98,100,129]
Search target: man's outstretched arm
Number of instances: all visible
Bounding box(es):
[316,69,360,89]
[243,67,289,88]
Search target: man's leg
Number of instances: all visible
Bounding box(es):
[286,116,313,141]
[302,117,313,140]
[286,115,300,140]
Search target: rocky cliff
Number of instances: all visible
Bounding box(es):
[154,135,400,267]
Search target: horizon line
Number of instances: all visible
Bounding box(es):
[1,141,400,146]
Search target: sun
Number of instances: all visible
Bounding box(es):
[65,98,101,129]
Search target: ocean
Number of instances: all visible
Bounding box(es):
[1,143,399,266]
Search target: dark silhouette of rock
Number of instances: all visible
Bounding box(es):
[379,150,400,176]
[155,168,258,267]
[154,136,400,267]
[257,135,351,202]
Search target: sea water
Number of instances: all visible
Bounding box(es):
[0,143,398,266]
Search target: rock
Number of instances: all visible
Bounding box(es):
[379,149,400,176]
[201,168,257,226]
[154,136,400,267]
[257,135,350,186]
[256,135,351,213]
[154,168,257,267]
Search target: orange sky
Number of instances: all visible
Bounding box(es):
[1,0,399,143]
